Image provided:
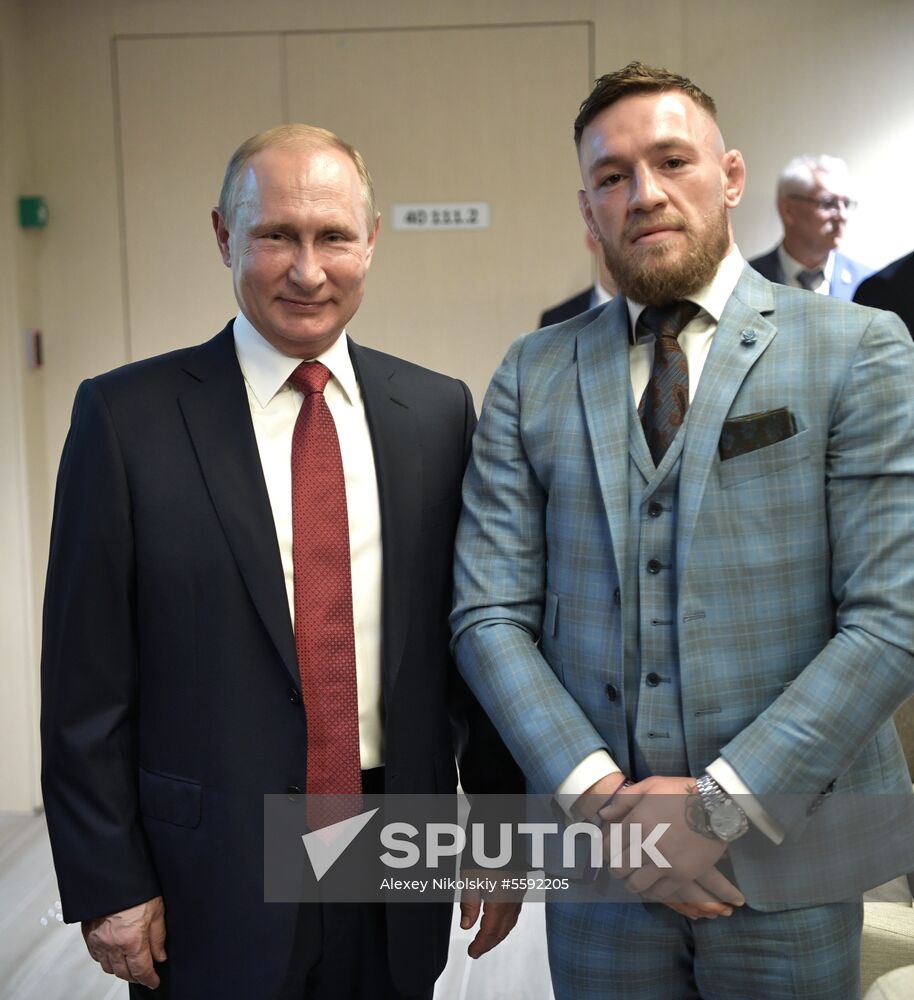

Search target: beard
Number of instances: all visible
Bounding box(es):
[600,205,730,307]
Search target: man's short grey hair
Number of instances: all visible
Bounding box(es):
[217,123,377,229]
[776,154,850,200]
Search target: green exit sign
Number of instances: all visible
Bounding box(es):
[19,196,48,228]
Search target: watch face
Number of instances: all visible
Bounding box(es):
[709,803,746,840]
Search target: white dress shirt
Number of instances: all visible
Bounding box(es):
[556,248,783,842]
[778,243,832,295]
[591,282,613,309]
[233,312,384,769]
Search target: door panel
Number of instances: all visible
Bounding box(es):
[284,24,592,399]
[116,34,283,360]
[117,25,592,400]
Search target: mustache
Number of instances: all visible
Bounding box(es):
[625,215,688,240]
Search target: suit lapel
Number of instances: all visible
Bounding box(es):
[177,323,299,687]
[676,267,778,576]
[830,253,855,299]
[576,298,634,581]
[772,251,786,285]
[348,340,420,697]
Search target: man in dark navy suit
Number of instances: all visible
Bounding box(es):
[854,249,914,336]
[539,230,617,326]
[41,124,523,999]
[749,154,871,300]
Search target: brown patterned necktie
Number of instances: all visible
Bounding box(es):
[289,361,362,822]
[638,301,700,465]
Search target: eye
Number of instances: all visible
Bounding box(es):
[600,172,624,188]
[263,232,287,242]
[664,157,687,169]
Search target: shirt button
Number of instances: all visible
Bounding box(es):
[645,672,661,687]
[647,558,662,574]
[613,587,621,607]
[289,688,301,705]
[605,683,618,702]
[648,502,663,518]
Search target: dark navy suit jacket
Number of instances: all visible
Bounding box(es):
[539,287,594,327]
[854,250,914,336]
[41,322,523,999]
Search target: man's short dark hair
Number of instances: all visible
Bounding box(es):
[574,61,718,147]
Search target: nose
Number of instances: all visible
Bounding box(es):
[629,164,667,213]
[289,243,326,290]
[828,204,848,233]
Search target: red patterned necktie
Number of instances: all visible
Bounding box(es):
[638,301,700,465]
[289,361,362,819]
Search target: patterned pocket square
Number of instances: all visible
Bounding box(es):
[719,407,797,460]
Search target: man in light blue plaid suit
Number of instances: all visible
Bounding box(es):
[450,62,914,999]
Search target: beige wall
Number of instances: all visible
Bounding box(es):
[115,23,593,389]
[0,0,41,811]
[680,0,914,268]
[3,0,914,810]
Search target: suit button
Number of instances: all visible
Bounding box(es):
[648,502,663,518]
[289,688,301,705]
[286,785,303,800]
[647,558,662,574]
[645,672,661,687]
[605,683,618,701]
[613,587,621,607]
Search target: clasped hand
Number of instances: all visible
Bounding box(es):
[576,773,744,918]
[598,775,730,901]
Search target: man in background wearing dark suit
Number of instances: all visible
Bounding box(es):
[41,124,523,999]
[539,230,617,327]
[854,249,914,336]
[749,154,871,299]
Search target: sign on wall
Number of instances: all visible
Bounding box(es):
[391,202,490,231]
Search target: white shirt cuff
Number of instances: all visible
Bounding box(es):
[554,750,621,818]
[707,756,784,845]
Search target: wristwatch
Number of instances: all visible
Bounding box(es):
[695,774,749,843]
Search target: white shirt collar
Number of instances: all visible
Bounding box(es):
[778,243,835,285]
[625,244,746,335]
[592,282,613,307]
[232,311,359,407]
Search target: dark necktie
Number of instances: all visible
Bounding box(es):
[289,362,362,817]
[797,268,825,291]
[638,301,700,465]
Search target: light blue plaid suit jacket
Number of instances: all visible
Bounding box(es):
[451,264,914,900]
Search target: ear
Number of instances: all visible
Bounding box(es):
[212,208,232,267]
[777,195,796,227]
[722,150,746,209]
[364,213,381,269]
[578,190,601,242]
